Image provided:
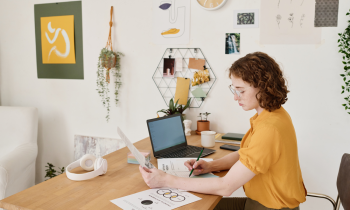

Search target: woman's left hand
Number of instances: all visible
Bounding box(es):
[139,165,168,188]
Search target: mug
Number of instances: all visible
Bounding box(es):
[201,131,216,147]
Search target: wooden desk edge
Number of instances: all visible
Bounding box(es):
[0,200,31,210]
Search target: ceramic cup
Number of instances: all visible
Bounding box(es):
[201,131,216,147]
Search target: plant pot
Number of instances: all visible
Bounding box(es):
[196,120,210,135]
[101,54,117,69]
[101,55,117,83]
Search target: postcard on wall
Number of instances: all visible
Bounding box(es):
[233,9,259,28]
[260,0,322,44]
[225,33,240,54]
[188,58,205,70]
[152,0,191,45]
[163,58,175,78]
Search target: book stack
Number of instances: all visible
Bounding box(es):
[215,133,244,145]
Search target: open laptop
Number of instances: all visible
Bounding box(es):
[147,114,215,159]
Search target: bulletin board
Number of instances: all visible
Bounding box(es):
[152,48,216,108]
[34,1,84,79]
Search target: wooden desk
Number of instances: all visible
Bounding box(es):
[0,134,234,210]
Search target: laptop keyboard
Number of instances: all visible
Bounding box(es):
[161,145,203,158]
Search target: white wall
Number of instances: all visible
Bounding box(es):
[0,0,349,209]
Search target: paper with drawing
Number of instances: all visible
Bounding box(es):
[111,188,201,210]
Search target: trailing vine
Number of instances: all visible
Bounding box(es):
[96,48,124,122]
[338,9,350,114]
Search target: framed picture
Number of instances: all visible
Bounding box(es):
[233,9,259,28]
[34,1,84,79]
[225,33,240,54]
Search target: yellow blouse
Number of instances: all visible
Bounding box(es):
[238,107,307,209]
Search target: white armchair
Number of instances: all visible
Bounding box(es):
[0,106,38,200]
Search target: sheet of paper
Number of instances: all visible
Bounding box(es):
[117,127,155,169]
[314,0,339,27]
[174,77,190,105]
[191,87,207,101]
[188,58,206,70]
[111,188,201,210]
[158,158,215,178]
[260,0,322,44]
[152,0,191,45]
[175,57,183,71]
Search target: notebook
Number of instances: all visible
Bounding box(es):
[221,133,245,140]
[147,114,215,159]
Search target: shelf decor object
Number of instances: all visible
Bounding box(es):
[96,6,124,122]
[152,48,216,108]
[196,0,228,11]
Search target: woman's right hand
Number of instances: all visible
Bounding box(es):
[184,159,211,175]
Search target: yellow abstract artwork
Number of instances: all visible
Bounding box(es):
[40,15,76,64]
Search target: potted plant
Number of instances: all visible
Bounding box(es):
[96,6,124,122]
[196,112,211,135]
[45,162,65,181]
[157,98,191,121]
[96,48,124,122]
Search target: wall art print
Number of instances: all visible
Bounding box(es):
[314,0,339,27]
[34,1,84,79]
[40,15,76,64]
[260,0,322,44]
[153,0,191,45]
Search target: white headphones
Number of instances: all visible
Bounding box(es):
[66,154,108,181]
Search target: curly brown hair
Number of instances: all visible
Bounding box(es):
[229,52,289,112]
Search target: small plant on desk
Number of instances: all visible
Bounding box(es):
[196,112,211,135]
[45,163,65,181]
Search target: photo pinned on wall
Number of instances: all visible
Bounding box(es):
[233,9,259,28]
[225,33,240,54]
[163,58,175,78]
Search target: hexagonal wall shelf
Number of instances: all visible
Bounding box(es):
[152,48,216,108]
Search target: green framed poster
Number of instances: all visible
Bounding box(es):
[34,1,84,79]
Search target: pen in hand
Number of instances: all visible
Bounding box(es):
[189,147,204,177]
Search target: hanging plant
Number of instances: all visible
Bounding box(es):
[96,6,124,122]
[338,9,350,114]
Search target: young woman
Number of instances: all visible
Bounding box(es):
[139,52,307,210]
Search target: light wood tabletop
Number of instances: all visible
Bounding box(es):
[0,133,236,210]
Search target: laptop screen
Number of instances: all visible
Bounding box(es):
[147,115,186,152]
